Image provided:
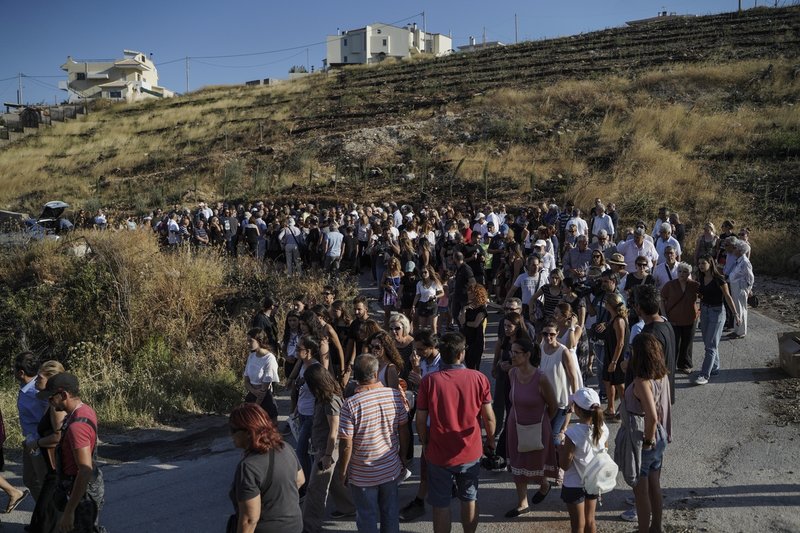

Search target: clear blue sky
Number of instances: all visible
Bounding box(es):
[0,1,758,105]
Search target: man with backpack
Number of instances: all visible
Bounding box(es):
[37,373,106,533]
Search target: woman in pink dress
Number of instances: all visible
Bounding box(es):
[504,337,559,518]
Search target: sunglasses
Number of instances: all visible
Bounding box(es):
[592,254,602,258]
[390,327,402,331]
[636,263,648,267]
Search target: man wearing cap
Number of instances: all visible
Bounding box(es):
[472,213,487,239]
[533,240,556,275]
[38,373,105,533]
[617,228,659,273]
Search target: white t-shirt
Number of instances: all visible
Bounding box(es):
[513,271,547,305]
[416,281,441,303]
[243,350,279,386]
[563,422,610,489]
[653,262,679,290]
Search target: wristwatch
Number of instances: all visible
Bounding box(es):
[643,438,656,448]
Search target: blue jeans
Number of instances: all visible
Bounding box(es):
[551,407,568,445]
[699,304,725,379]
[295,413,314,482]
[350,479,400,533]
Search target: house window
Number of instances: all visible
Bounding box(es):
[377,29,382,34]
[343,38,347,46]
[76,72,86,80]
[109,91,122,98]
[382,39,387,46]
[344,56,348,63]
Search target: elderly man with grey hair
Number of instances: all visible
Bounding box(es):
[655,222,682,264]
[338,354,409,533]
[563,234,593,281]
[660,262,700,373]
[591,203,615,242]
[727,240,754,339]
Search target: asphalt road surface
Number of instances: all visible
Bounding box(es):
[2,294,798,532]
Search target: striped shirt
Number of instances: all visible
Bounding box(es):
[338,384,408,487]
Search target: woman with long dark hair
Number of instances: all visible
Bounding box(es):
[244,328,280,424]
[622,333,672,533]
[504,337,559,517]
[301,365,344,533]
[694,255,738,385]
[602,294,629,419]
[286,335,323,492]
[229,403,304,533]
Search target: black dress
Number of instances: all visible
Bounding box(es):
[463,305,487,370]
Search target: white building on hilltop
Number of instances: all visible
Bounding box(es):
[326,22,452,67]
[59,50,175,103]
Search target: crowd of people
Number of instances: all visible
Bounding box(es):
[47,196,757,532]
[214,196,757,533]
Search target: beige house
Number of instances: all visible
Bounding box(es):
[59,50,175,102]
[326,23,452,67]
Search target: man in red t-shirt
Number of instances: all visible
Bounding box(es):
[416,332,496,533]
[37,372,105,533]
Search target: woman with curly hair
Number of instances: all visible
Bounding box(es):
[366,330,404,390]
[460,284,489,370]
[229,403,304,533]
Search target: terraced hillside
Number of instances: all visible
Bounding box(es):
[0,6,798,233]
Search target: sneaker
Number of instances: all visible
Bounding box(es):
[400,498,425,521]
[620,508,638,522]
[330,510,356,519]
[625,496,636,506]
[694,376,709,385]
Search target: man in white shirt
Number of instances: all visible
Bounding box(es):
[506,255,548,321]
[533,239,556,274]
[485,205,502,234]
[651,207,670,241]
[472,213,487,238]
[617,228,659,273]
[654,223,682,264]
[166,213,181,246]
[566,209,589,238]
[591,204,615,242]
[323,221,344,274]
[652,246,680,289]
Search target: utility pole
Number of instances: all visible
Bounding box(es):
[422,11,427,53]
[17,73,22,105]
[185,57,189,94]
[482,27,486,45]
[515,14,519,44]
[306,48,309,71]
[422,11,426,35]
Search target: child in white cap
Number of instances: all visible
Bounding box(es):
[558,387,609,533]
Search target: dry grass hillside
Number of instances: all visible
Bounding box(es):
[1,7,799,248]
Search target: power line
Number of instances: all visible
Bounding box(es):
[191,50,307,69]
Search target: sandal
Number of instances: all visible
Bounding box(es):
[5,489,28,513]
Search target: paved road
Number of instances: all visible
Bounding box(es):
[2,297,798,532]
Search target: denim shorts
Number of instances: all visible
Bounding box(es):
[561,485,598,505]
[640,427,667,478]
[426,460,480,508]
